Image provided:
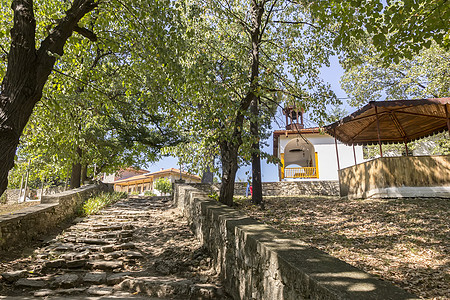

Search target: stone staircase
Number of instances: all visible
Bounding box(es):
[0,196,229,299]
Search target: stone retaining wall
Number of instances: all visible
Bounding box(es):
[232,181,339,196]
[0,184,109,250]
[2,189,20,204]
[3,186,68,204]
[184,181,339,197]
[174,184,417,300]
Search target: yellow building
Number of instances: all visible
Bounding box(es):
[113,168,201,194]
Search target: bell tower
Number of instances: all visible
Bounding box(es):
[284,106,304,130]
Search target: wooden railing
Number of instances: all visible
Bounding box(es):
[284,167,318,178]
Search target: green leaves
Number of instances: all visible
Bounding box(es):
[154,177,172,194]
[5,0,188,185]
[341,41,449,107]
[314,0,450,64]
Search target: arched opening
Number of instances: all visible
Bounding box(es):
[283,138,318,179]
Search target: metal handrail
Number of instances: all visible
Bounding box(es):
[284,167,318,178]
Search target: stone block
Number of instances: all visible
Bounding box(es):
[15,278,47,288]
[83,272,107,284]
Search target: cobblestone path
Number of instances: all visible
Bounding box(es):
[0,196,229,299]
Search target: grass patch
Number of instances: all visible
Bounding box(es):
[144,191,156,196]
[81,192,127,216]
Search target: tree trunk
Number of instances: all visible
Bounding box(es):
[219,141,240,206]
[39,178,44,201]
[81,164,88,184]
[0,0,98,197]
[201,156,215,183]
[71,163,82,189]
[249,0,264,206]
[250,96,263,205]
[201,166,214,183]
[70,147,82,189]
[22,168,30,202]
[18,174,24,202]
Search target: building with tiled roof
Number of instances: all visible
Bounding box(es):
[102,167,150,183]
[113,168,201,194]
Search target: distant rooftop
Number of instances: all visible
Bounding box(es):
[113,168,201,184]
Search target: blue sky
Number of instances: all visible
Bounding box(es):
[146,56,352,182]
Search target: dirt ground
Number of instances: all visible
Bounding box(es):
[236,196,449,300]
[0,201,40,216]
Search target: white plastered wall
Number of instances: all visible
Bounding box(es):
[279,133,364,180]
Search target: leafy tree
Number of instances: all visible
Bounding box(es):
[341,42,449,106]
[340,41,450,156]
[325,104,348,123]
[164,0,338,206]
[0,0,100,196]
[1,0,185,194]
[307,0,450,64]
[154,177,172,195]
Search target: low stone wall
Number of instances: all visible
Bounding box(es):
[232,181,339,196]
[0,184,108,250]
[340,155,450,199]
[175,184,417,300]
[2,189,21,204]
[182,181,339,197]
[2,186,68,204]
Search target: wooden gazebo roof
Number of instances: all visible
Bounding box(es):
[325,98,450,145]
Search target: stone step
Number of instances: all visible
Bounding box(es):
[0,196,229,300]
[118,276,227,299]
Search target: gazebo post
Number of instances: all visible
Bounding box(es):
[445,104,450,134]
[374,106,383,157]
[352,144,357,165]
[333,129,344,198]
[404,139,409,156]
[334,132,341,171]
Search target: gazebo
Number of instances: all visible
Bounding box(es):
[325,98,450,199]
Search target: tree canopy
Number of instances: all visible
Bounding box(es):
[308,0,449,63]
[1,0,447,203]
[161,0,339,204]
[1,0,185,191]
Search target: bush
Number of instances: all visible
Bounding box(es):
[154,178,172,195]
[144,190,156,196]
[0,192,7,204]
[81,192,126,216]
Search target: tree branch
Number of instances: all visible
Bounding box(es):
[272,20,319,29]
[36,0,98,89]
[259,0,278,40]
[74,25,97,42]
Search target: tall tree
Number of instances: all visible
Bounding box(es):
[0,0,99,195]
[341,42,450,105]
[1,0,186,195]
[340,41,450,156]
[166,0,338,206]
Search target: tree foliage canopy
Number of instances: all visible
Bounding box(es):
[307,0,450,64]
[164,0,339,176]
[1,0,185,188]
[154,177,172,195]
